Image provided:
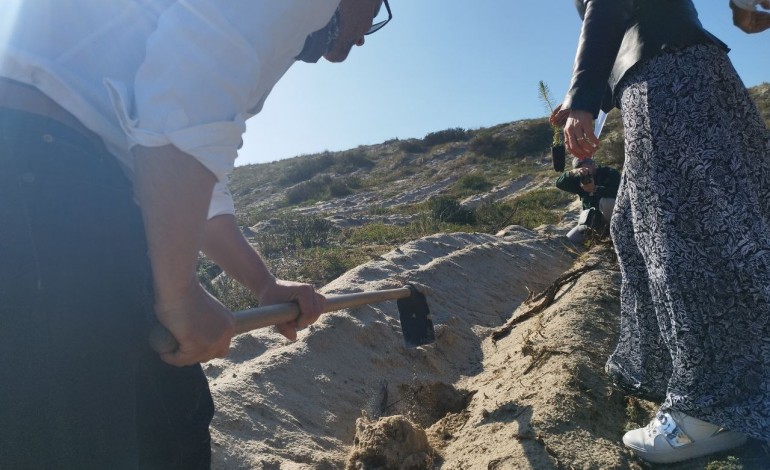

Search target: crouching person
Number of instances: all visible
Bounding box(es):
[556,157,621,244]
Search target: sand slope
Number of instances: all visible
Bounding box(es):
[208,228,576,469]
[209,230,768,469]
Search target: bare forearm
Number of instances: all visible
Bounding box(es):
[202,214,276,300]
[133,145,215,304]
[202,215,325,342]
[132,145,234,365]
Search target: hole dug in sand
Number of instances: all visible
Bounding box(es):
[390,382,472,429]
[346,382,471,470]
[346,415,433,470]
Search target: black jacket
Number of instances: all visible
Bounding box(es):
[556,165,621,211]
[562,0,728,117]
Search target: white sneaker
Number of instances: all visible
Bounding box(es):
[623,410,747,464]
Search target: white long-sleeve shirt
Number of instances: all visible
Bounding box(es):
[0,0,339,218]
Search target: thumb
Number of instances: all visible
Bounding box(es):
[276,322,298,341]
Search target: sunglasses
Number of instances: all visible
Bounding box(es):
[365,0,392,35]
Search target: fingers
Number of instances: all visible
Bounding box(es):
[294,288,325,329]
[260,279,325,341]
[549,104,569,127]
[161,320,234,367]
[549,104,561,125]
[734,8,770,33]
[275,290,324,341]
[160,320,234,367]
[276,322,298,341]
[754,11,770,31]
[564,110,599,159]
[161,341,230,367]
[154,287,235,367]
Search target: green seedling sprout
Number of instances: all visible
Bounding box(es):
[538,80,563,147]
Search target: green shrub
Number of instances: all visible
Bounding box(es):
[197,256,222,289]
[506,187,575,229]
[507,119,553,158]
[473,201,517,232]
[347,214,473,246]
[285,176,329,204]
[290,246,369,285]
[398,139,425,154]
[455,173,493,194]
[468,119,552,160]
[422,127,468,147]
[278,153,335,185]
[285,176,360,205]
[238,207,284,228]
[469,132,509,160]
[592,109,626,168]
[197,254,258,311]
[328,179,354,198]
[429,196,475,225]
[252,215,335,258]
[592,131,626,169]
[285,216,334,249]
[347,223,412,245]
[334,149,375,174]
[205,274,259,312]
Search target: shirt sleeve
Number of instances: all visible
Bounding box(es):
[208,181,236,219]
[556,172,582,194]
[105,0,339,183]
[105,1,261,183]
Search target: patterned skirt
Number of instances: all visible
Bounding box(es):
[607,44,770,440]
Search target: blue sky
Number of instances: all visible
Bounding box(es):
[239,1,770,166]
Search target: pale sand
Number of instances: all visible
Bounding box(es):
[208,228,766,469]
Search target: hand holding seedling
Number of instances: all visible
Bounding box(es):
[564,109,599,159]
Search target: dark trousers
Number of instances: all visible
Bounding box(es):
[0,109,213,469]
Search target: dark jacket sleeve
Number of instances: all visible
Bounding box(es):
[556,171,582,194]
[564,0,727,117]
[562,0,633,117]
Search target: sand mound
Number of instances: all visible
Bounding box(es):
[209,229,768,468]
[429,244,629,469]
[208,228,576,468]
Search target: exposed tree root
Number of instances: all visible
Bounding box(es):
[491,263,599,343]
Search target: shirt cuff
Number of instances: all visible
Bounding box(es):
[105,78,243,183]
[208,181,236,219]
